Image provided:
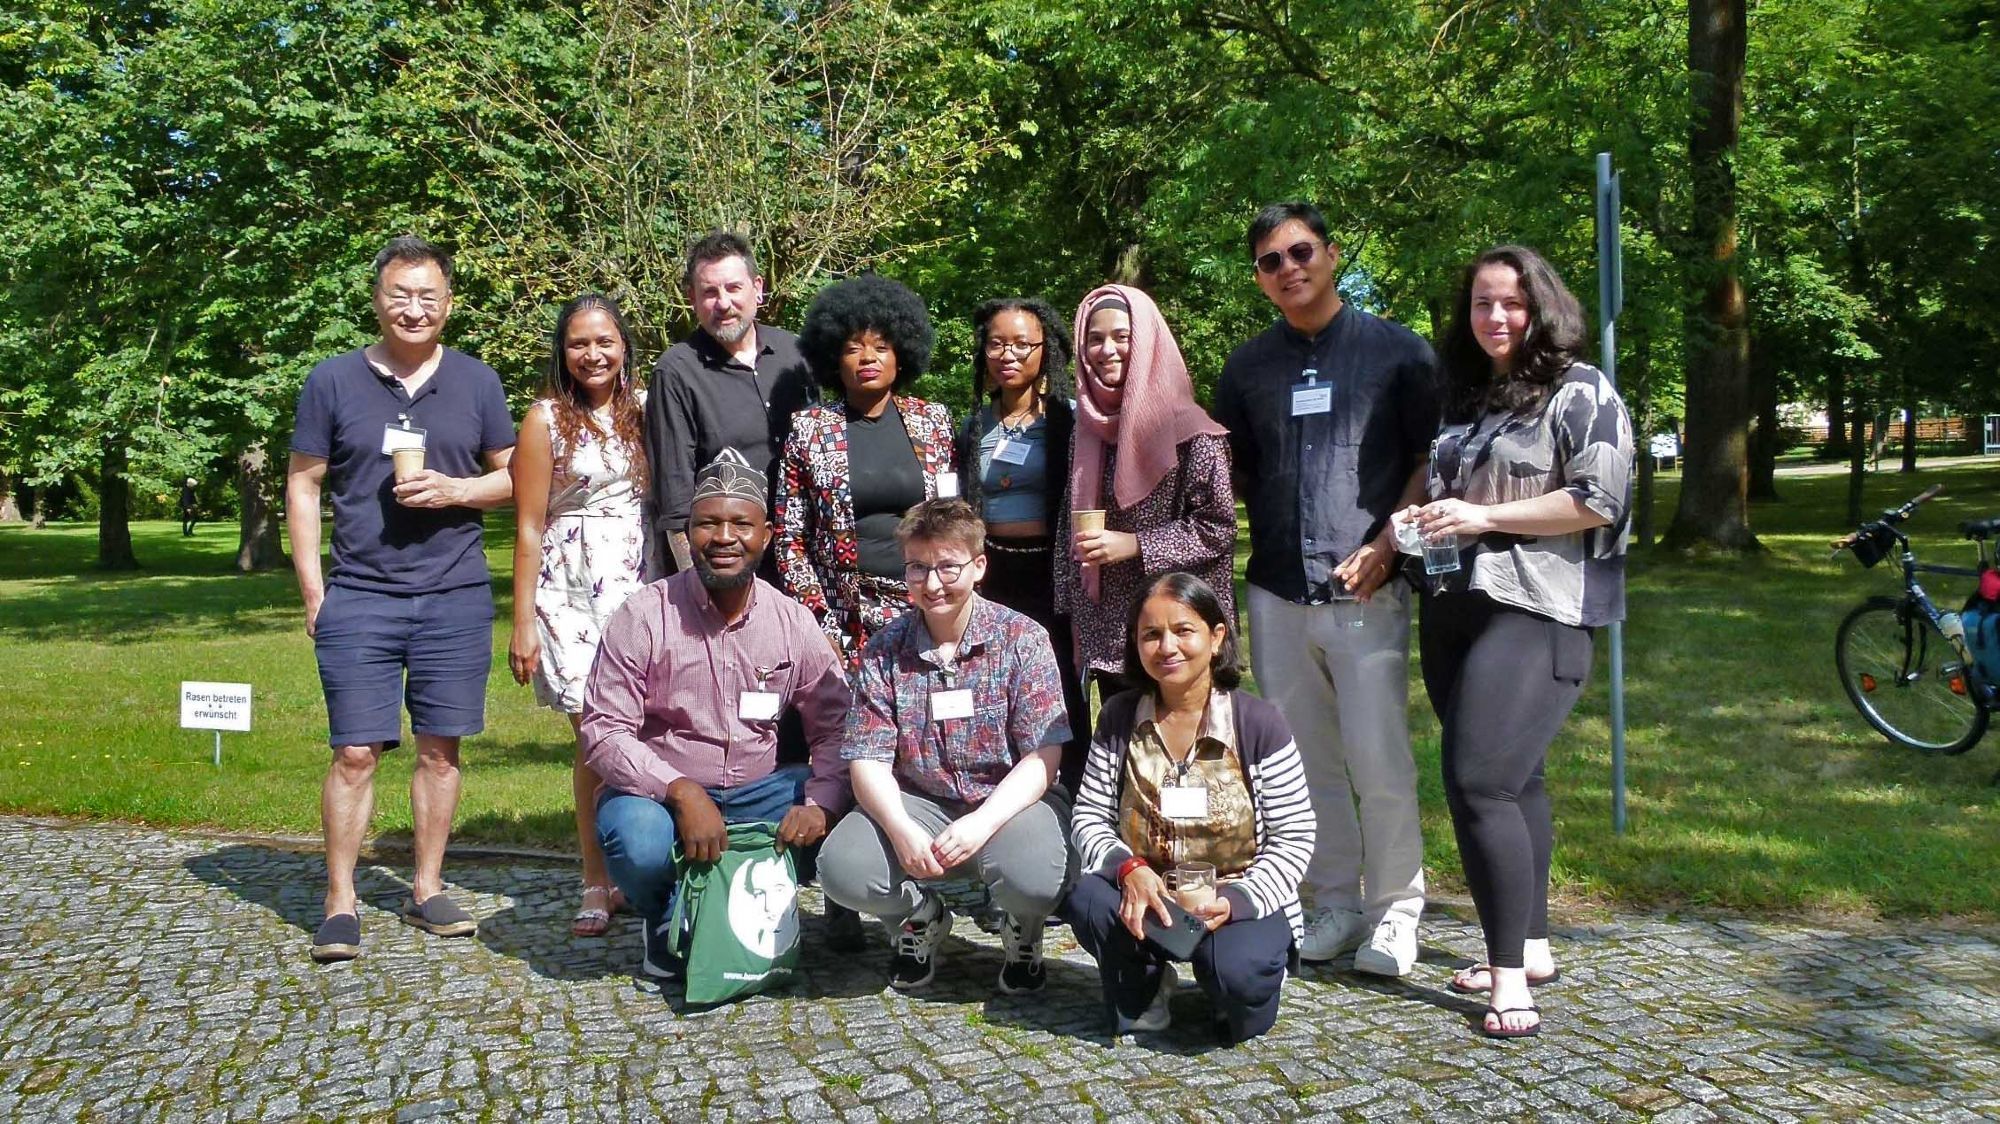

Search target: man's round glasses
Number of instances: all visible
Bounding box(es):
[1255,241,1319,275]
[903,560,969,584]
[983,339,1046,358]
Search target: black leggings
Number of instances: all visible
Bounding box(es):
[1419,592,1591,969]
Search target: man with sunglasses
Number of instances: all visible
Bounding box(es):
[1211,202,1441,978]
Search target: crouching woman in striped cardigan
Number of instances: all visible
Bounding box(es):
[1061,572,1314,1042]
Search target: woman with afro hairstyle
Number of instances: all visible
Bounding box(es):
[1398,246,1633,1038]
[776,274,957,665]
[951,297,1090,797]
[508,293,650,938]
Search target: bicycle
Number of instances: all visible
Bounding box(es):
[1831,485,2000,756]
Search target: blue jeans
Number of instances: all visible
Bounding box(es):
[596,764,811,923]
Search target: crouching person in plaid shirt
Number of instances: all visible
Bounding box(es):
[818,498,1076,994]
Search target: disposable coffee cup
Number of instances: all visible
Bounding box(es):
[392,447,426,484]
[1072,509,1106,536]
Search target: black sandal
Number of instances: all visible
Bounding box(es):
[1480,1004,1542,1039]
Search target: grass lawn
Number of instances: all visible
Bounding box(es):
[4,463,2000,920]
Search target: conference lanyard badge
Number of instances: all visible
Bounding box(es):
[930,667,974,722]
[1291,367,1332,418]
[739,663,789,721]
[380,415,428,456]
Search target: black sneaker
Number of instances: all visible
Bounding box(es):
[641,916,683,980]
[888,896,951,990]
[823,901,867,953]
[997,913,1046,994]
[310,913,361,963]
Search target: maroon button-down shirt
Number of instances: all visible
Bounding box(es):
[581,570,852,813]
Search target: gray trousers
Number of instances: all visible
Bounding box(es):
[818,790,1074,925]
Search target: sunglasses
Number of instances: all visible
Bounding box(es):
[1255,241,1320,275]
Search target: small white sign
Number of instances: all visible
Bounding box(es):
[181,681,253,732]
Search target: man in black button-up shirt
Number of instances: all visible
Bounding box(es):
[646,230,817,576]
[1212,202,1440,979]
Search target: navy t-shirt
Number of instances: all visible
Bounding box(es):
[290,347,516,594]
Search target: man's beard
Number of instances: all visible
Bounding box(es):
[695,549,760,591]
[708,314,753,346]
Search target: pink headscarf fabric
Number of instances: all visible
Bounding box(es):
[1070,283,1228,600]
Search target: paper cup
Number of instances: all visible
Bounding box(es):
[1071,509,1106,535]
[392,447,426,484]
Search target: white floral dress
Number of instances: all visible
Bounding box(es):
[533,399,648,712]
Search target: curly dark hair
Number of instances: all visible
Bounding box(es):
[1440,244,1586,423]
[798,274,934,396]
[968,297,1074,404]
[1121,572,1243,692]
[544,293,648,494]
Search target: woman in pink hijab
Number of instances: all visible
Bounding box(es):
[1055,284,1238,701]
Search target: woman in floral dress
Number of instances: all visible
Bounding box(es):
[509,293,650,937]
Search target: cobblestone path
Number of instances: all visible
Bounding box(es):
[1,817,1995,1122]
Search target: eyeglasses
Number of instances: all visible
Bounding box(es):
[1255,241,1320,275]
[903,559,970,584]
[383,289,444,312]
[983,339,1046,358]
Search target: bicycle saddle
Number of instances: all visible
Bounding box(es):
[1960,517,2000,540]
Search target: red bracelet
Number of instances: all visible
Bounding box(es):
[1116,856,1150,885]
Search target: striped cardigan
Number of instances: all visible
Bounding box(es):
[1070,688,1315,942]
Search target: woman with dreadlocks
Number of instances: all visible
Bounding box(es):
[509,293,651,938]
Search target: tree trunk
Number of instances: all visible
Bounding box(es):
[30,486,47,530]
[235,441,290,572]
[0,468,19,522]
[1664,0,1759,552]
[1825,369,1848,460]
[1845,396,1868,524]
[97,442,139,570]
[1747,333,1780,500]
[1899,385,1918,472]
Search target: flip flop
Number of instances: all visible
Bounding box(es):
[1447,964,1561,994]
[1481,1004,1542,1039]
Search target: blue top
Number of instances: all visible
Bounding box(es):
[973,405,1050,524]
[1213,304,1441,603]
[290,347,516,594]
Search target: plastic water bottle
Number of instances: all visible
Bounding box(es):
[1939,611,1967,652]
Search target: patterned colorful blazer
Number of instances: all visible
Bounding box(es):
[774,396,957,663]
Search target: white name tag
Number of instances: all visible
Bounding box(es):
[934,471,960,498]
[738,690,782,721]
[1290,383,1332,417]
[930,688,975,721]
[1161,785,1209,821]
[992,439,1030,466]
[381,425,428,455]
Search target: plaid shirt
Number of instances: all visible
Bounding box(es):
[841,595,1071,806]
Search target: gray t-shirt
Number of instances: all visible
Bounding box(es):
[1427,362,1633,627]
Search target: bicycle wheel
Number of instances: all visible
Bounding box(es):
[1835,598,1989,755]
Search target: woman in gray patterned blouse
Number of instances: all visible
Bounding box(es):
[1401,246,1633,1039]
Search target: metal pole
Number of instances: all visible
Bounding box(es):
[1597,151,1629,835]
[214,730,222,769]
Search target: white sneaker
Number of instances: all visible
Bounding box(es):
[1130,965,1175,1032]
[1352,915,1418,977]
[1299,906,1368,963]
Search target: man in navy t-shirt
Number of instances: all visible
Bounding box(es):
[286,236,517,963]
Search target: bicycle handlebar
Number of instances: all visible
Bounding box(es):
[1830,485,1947,553]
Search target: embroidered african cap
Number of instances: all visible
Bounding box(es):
[691,447,767,511]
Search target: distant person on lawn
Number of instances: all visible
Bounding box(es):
[179,477,199,537]
[581,450,855,981]
[286,236,517,963]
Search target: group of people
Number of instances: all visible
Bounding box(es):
[285,201,1633,1044]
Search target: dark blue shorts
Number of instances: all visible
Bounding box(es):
[313,583,494,748]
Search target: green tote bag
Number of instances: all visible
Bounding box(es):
[665,822,802,1005]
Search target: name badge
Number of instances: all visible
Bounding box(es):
[934,471,960,498]
[738,690,782,721]
[1290,382,1332,417]
[930,688,975,721]
[1160,785,1209,821]
[381,425,428,455]
[992,439,1030,466]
